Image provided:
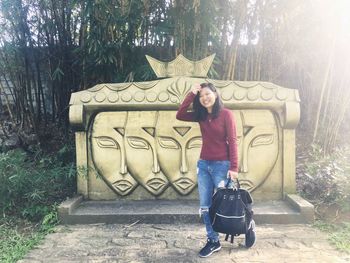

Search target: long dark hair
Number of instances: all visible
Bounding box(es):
[193,82,224,121]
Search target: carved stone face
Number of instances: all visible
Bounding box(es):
[90,109,278,197]
[235,110,279,191]
[91,112,138,196]
[156,111,202,195]
[124,111,169,195]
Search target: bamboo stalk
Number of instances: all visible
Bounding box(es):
[312,37,336,143]
[0,78,14,122]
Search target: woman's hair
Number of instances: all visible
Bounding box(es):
[193,82,224,121]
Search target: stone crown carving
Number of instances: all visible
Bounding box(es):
[146,54,215,78]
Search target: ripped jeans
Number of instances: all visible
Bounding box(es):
[197,159,230,242]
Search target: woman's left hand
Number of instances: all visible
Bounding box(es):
[227,170,238,180]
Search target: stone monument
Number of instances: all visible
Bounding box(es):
[61,54,313,224]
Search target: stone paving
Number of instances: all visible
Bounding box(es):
[19,223,350,263]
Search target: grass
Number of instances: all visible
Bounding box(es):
[0,209,58,262]
[0,217,51,263]
[314,220,350,253]
[298,144,350,253]
[0,145,74,262]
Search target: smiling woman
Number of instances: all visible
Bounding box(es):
[198,86,217,113]
[176,82,239,257]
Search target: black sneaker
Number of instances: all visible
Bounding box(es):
[198,239,221,258]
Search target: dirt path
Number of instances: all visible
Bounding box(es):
[19,223,350,263]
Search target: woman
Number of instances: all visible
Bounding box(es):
[176,82,238,258]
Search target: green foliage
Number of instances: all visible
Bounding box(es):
[329,223,350,253]
[297,144,350,207]
[0,146,76,221]
[314,220,350,253]
[0,143,73,261]
[40,207,59,233]
[0,213,58,263]
[0,222,43,263]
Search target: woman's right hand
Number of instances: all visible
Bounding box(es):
[191,84,201,94]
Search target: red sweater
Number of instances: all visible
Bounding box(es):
[176,92,238,172]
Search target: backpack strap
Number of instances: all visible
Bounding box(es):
[225,234,235,244]
[225,178,231,188]
[225,234,229,241]
[225,178,240,189]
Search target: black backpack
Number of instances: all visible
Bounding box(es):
[209,179,255,247]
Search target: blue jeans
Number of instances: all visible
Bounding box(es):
[197,159,230,242]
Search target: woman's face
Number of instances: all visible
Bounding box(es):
[199,87,217,112]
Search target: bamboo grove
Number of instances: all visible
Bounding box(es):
[0,0,349,154]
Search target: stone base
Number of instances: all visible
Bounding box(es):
[58,194,314,225]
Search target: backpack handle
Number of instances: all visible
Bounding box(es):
[225,178,240,189]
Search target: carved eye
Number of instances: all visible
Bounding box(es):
[251,134,274,147]
[95,136,119,149]
[127,137,149,150]
[158,137,179,149]
[187,137,202,149]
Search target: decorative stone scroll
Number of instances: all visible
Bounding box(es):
[69,54,300,200]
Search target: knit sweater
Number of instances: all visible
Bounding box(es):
[176,92,238,172]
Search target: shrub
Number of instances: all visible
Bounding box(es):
[0,212,58,262]
[0,146,76,221]
[297,144,350,209]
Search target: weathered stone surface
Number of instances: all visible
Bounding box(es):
[19,224,350,263]
[59,198,314,225]
[70,63,301,201]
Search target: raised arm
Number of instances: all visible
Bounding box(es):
[176,84,201,122]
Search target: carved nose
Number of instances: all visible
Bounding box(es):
[240,150,248,173]
[151,148,161,173]
[120,164,128,175]
[180,148,188,173]
[152,161,160,173]
[180,163,188,173]
[240,163,248,173]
